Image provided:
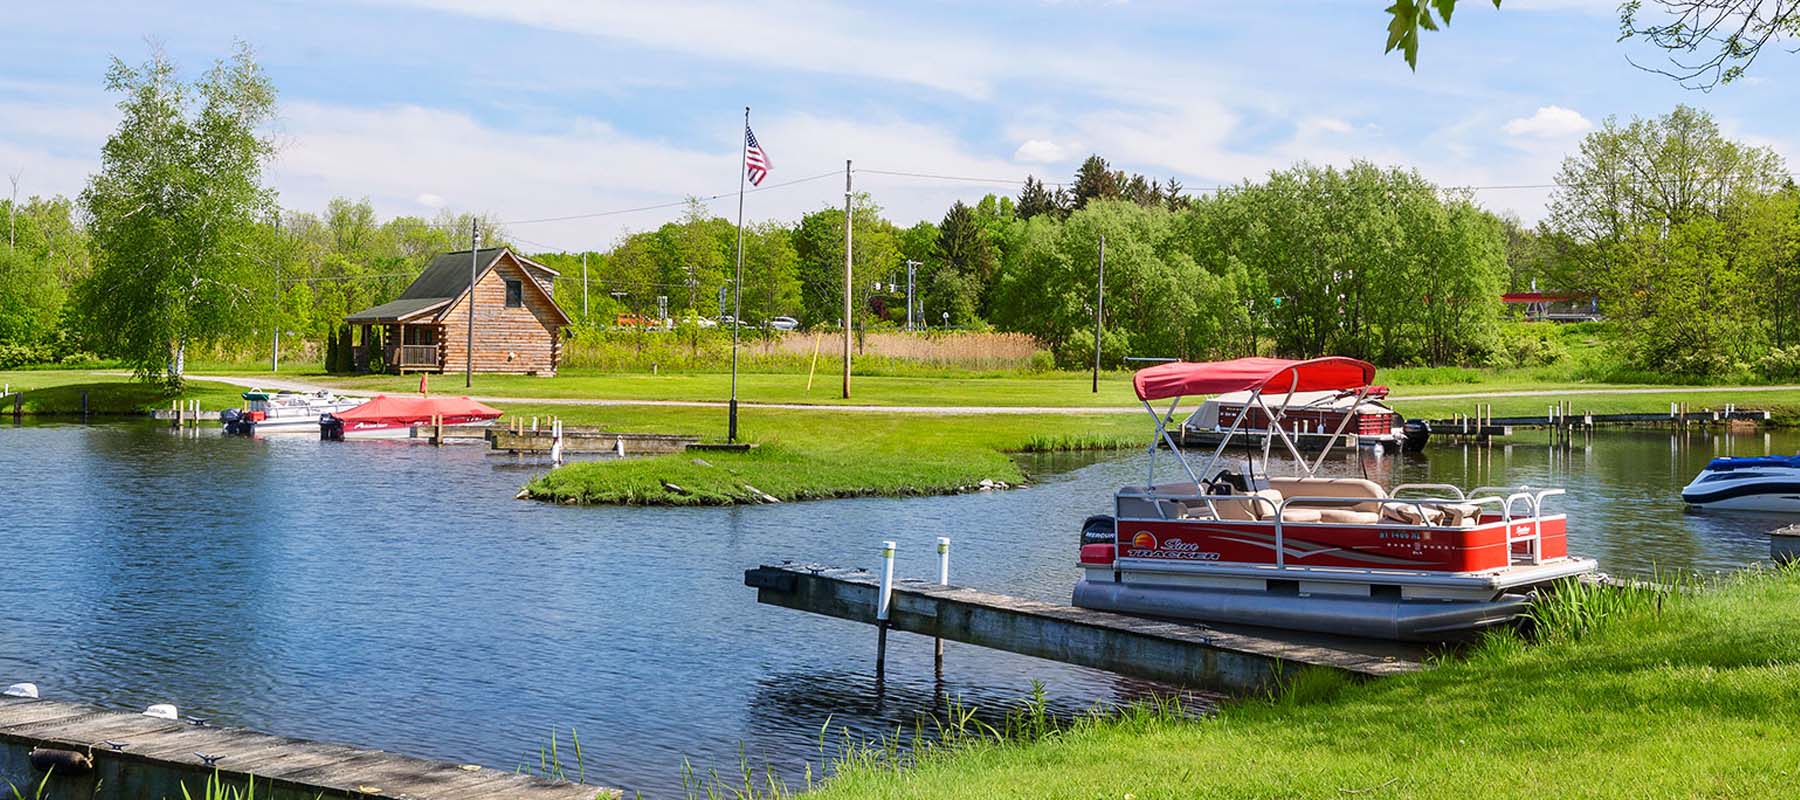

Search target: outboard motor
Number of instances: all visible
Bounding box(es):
[220,407,252,435]
[1080,514,1116,546]
[1401,418,1432,453]
[319,413,345,441]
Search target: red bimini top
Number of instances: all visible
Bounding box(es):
[335,395,503,422]
[1132,356,1377,402]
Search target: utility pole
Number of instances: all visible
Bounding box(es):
[466,219,479,388]
[1093,234,1105,394]
[271,210,281,372]
[903,259,921,332]
[842,159,853,399]
[581,252,589,322]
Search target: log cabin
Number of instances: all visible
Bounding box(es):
[345,247,571,375]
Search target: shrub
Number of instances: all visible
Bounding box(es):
[1757,346,1800,381]
[0,343,55,368]
[1484,323,1569,369]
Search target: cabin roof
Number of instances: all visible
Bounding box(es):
[344,297,453,324]
[398,248,509,301]
[344,247,571,326]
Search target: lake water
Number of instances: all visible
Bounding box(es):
[1,421,1791,796]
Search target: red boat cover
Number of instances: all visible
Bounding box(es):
[1132,357,1377,401]
[335,395,502,422]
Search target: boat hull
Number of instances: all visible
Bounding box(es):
[1680,482,1800,511]
[1072,578,1529,640]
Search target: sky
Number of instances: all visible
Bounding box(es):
[1,0,1796,251]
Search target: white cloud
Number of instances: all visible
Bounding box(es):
[1502,105,1594,139]
[415,192,446,208]
[377,0,1007,99]
[1012,139,1067,163]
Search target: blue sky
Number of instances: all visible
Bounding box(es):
[2,0,1795,250]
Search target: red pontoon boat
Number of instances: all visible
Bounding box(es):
[1073,356,1597,640]
[319,395,502,440]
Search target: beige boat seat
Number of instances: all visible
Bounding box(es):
[1269,478,1385,524]
[1184,489,1325,523]
[1381,501,1484,527]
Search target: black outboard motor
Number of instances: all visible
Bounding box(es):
[1080,514,1116,546]
[319,413,345,441]
[1401,417,1432,453]
[219,408,253,436]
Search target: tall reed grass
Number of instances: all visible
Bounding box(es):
[559,330,1049,374]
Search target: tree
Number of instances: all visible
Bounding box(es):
[1386,1,1798,87]
[1017,176,1062,220]
[1070,155,1123,210]
[76,43,278,383]
[930,201,995,325]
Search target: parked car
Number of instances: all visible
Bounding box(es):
[769,316,799,331]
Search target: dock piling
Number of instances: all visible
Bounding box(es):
[876,540,897,676]
[935,537,951,662]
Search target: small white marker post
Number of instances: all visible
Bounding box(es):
[876,540,897,677]
[934,537,951,664]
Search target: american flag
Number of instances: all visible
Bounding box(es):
[744,125,770,186]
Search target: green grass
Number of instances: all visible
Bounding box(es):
[0,369,245,416]
[519,405,1144,505]
[787,568,1800,799]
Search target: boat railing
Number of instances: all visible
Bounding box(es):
[1468,486,1564,565]
[1391,483,1469,500]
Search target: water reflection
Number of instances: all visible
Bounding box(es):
[0,421,1790,796]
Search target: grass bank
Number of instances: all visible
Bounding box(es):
[519,405,1144,505]
[759,569,1800,799]
[0,369,243,416]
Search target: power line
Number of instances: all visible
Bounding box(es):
[497,170,841,226]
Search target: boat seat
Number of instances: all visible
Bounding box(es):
[1269,477,1387,517]
[1315,508,1381,524]
[1381,502,1483,527]
[1188,489,1282,521]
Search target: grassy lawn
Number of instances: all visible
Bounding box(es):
[0,369,244,416]
[518,404,1145,505]
[801,570,1800,799]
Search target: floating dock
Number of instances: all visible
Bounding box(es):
[0,696,613,800]
[745,563,1422,694]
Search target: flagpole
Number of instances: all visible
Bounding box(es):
[729,106,748,443]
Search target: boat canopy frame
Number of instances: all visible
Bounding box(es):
[1132,356,1379,489]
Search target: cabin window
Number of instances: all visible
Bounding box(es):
[504,279,523,308]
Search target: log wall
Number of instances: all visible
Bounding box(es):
[440,253,565,375]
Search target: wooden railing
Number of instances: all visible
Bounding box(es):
[397,344,438,367]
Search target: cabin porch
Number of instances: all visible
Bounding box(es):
[351,322,446,374]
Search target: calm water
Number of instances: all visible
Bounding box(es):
[0,422,1790,795]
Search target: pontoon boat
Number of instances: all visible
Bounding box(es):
[1073,356,1597,640]
[1179,387,1428,452]
[221,389,364,435]
[320,395,502,440]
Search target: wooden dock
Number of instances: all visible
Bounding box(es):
[488,428,699,455]
[0,696,614,799]
[745,563,1422,694]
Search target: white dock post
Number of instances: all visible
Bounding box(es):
[550,419,565,466]
[876,540,897,676]
[934,537,950,662]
